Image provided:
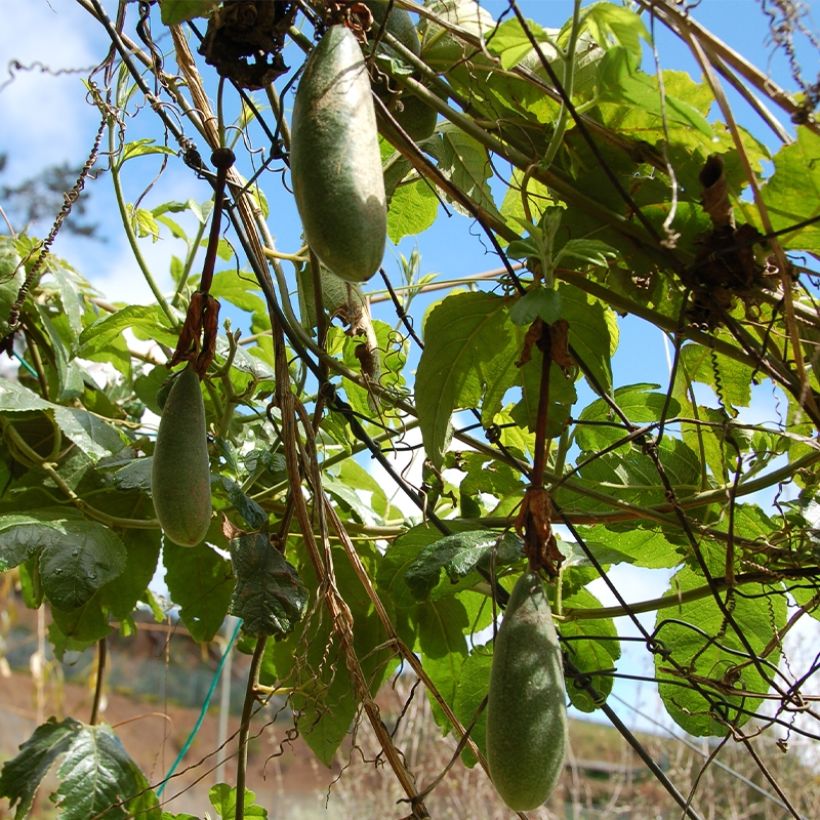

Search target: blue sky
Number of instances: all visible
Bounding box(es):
[1,0,817,748]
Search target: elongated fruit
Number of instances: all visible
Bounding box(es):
[290,25,386,283]
[152,365,211,547]
[486,572,568,811]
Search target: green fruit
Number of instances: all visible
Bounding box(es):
[364,0,421,56]
[151,365,212,547]
[385,89,438,142]
[362,1,436,143]
[486,571,568,811]
[290,25,386,283]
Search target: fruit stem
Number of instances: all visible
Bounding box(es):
[530,321,552,489]
[199,147,236,295]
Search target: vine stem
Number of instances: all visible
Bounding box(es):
[235,635,266,820]
[541,0,582,167]
[90,638,106,725]
[108,114,177,327]
[562,567,820,621]
[0,420,159,529]
[272,316,430,816]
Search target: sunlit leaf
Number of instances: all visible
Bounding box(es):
[654,568,787,736]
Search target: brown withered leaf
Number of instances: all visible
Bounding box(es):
[514,486,564,577]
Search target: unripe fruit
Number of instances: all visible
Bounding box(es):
[486,571,568,811]
[363,0,438,143]
[290,25,386,283]
[364,0,421,56]
[151,365,212,547]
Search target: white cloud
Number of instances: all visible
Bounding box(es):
[91,238,177,305]
[0,1,105,172]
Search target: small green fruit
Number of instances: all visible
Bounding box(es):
[386,89,438,142]
[364,0,421,56]
[151,365,212,547]
[486,571,568,811]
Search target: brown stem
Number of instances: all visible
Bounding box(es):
[272,315,429,815]
[530,322,552,488]
[200,148,235,295]
[235,635,266,820]
[90,638,107,725]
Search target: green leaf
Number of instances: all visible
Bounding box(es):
[267,543,396,765]
[111,457,153,491]
[597,47,711,136]
[377,523,445,608]
[220,476,268,530]
[78,305,178,358]
[654,568,787,736]
[404,530,523,600]
[759,127,820,251]
[99,528,162,620]
[452,646,492,766]
[0,237,25,337]
[209,783,268,818]
[160,0,218,25]
[575,383,680,452]
[556,238,618,269]
[421,0,496,68]
[576,2,649,58]
[0,382,123,461]
[49,595,110,655]
[0,516,126,608]
[118,138,177,166]
[0,514,64,570]
[576,525,683,569]
[164,542,234,642]
[433,125,501,218]
[486,18,555,70]
[0,717,80,819]
[563,436,701,512]
[417,596,470,720]
[456,452,525,516]
[229,533,308,638]
[54,723,158,819]
[415,292,517,468]
[560,588,620,712]
[39,522,128,610]
[209,270,268,317]
[680,344,755,411]
[509,288,563,326]
[388,177,439,242]
[50,266,84,339]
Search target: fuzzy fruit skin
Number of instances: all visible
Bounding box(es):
[364,1,437,143]
[487,572,568,811]
[290,25,386,283]
[151,365,212,547]
[383,90,438,143]
[364,0,421,56]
